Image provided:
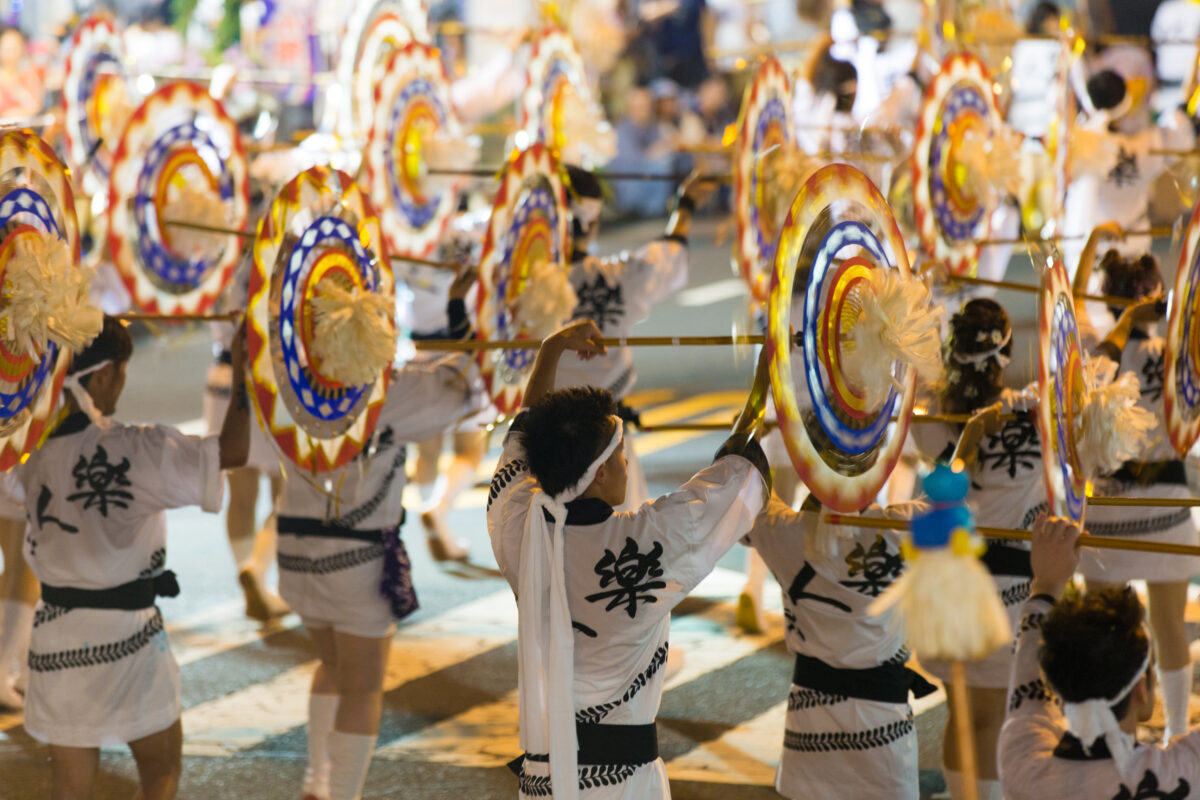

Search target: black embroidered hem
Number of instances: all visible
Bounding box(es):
[517,763,640,796]
[488,459,528,511]
[1008,678,1052,712]
[788,687,848,711]
[1085,508,1192,537]
[29,610,164,672]
[138,548,166,580]
[32,604,71,628]
[277,544,385,575]
[575,643,669,724]
[1000,579,1032,607]
[782,714,914,752]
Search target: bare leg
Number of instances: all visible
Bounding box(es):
[127,720,183,800]
[228,469,286,621]
[305,627,340,799]
[413,433,444,490]
[49,744,100,800]
[941,686,1006,792]
[0,517,36,705]
[421,430,487,562]
[332,632,390,735]
[737,467,798,634]
[1147,582,1192,740]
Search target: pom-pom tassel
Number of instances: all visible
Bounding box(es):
[513,259,579,340]
[310,282,395,386]
[842,268,943,410]
[1076,355,1156,477]
[555,86,617,167]
[0,232,103,357]
[161,183,232,262]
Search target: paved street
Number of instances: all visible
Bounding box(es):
[0,215,1183,799]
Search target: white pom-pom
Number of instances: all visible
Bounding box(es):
[1068,127,1120,177]
[869,531,1011,660]
[1076,355,1156,477]
[556,87,617,167]
[309,282,395,386]
[0,232,102,356]
[842,268,943,409]
[952,126,1025,206]
[161,182,232,263]
[513,260,578,340]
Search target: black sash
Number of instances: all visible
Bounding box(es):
[41,570,180,611]
[507,721,659,777]
[792,653,938,705]
[1113,460,1187,486]
[980,542,1033,577]
[277,515,400,543]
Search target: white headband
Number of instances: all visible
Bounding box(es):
[571,197,603,230]
[1059,639,1151,779]
[62,359,113,422]
[517,415,623,800]
[950,329,1012,372]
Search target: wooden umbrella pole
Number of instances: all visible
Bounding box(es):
[162,219,253,239]
[117,312,241,323]
[424,167,730,182]
[823,514,1200,557]
[636,412,1018,432]
[949,662,980,800]
[391,253,460,271]
[415,334,769,352]
[1087,496,1200,508]
[977,226,1172,247]
[945,274,1136,307]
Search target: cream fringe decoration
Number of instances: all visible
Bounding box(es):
[756,143,820,234]
[514,259,578,340]
[954,126,1025,206]
[309,283,395,386]
[1076,355,1156,477]
[162,182,231,262]
[0,231,102,356]
[1068,127,1120,178]
[556,87,617,167]
[869,529,1011,661]
[842,268,943,410]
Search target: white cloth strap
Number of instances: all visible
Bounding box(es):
[1060,643,1151,782]
[950,329,1012,372]
[571,197,603,230]
[517,416,623,800]
[62,359,112,422]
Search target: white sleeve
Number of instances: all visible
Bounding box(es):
[485,414,538,592]
[634,454,767,593]
[379,355,484,443]
[998,595,1065,790]
[450,47,524,124]
[129,426,224,513]
[616,238,689,324]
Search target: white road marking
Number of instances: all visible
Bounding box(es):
[674,278,748,308]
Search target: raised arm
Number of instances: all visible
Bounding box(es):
[1096,294,1163,363]
[522,319,606,409]
[1071,221,1123,300]
[952,401,1005,470]
[219,320,251,470]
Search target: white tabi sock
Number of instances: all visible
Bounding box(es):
[941,769,963,799]
[1159,663,1193,742]
[941,769,1004,800]
[304,694,339,798]
[327,731,376,800]
[0,601,32,676]
[977,778,1004,800]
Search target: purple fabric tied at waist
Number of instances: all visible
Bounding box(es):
[381,527,419,621]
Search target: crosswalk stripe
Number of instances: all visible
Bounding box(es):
[180,589,519,756]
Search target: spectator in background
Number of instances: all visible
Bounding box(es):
[637,0,711,90]
[0,25,42,119]
[610,85,677,217]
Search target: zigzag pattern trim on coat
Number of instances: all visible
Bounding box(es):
[29,610,164,672]
[333,443,407,529]
[488,459,528,511]
[138,547,166,579]
[1085,508,1192,537]
[33,603,71,628]
[517,763,642,796]
[788,686,848,711]
[1008,678,1052,712]
[575,643,669,724]
[277,544,385,575]
[782,713,914,752]
[1001,579,1032,607]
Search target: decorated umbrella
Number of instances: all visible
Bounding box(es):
[106,81,250,316]
[1165,200,1200,455]
[0,131,101,471]
[365,41,473,262]
[734,57,798,304]
[475,143,572,416]
[913,53,1011,276]
[247,167,395,472]
[62,14,137,193]
[335,0,429,141]
[518,27,614,166]
[766,164,942,512]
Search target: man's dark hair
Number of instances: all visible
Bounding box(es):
[1087,70,1127,112]
[1040,587,1149,720]
[69,314,133,384]
[940,298,1012,416]
[1098,249,1162,302]
[566,165,604,244]
[813,54,858,114]
[1027,2,1061,35]
[523,386,617,498]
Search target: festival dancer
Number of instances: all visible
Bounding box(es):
[999,514,1200,799]
[1072,250,1200,744]
[278,274,484,800]
[0,497,32,709]
[16,316,250,799]
[556,166,716,509]
[908,298,1043,800]
[742,485,935,799]
[488,319,768,799]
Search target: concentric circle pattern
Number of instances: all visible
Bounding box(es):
[913,53,1002,276]
[734,57,794,303]
[1036,257,1087,523]
[248,167,393,472]
[107,81,249,315]
[520,27,590,152]
[365,41,461,260]
[475,144,569,416]
[1166,201,1200,454]
[63,14,132,188]
[767,164,915,512]
[0,131,81,471]
[336,0,427,141]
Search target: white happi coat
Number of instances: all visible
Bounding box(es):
[276,356,483,638]
[487,414,767,799]
[554,239,688,401]
[915,388,1041,688]
[1152,0,1200,115]
[745,497,923,800]
[1000,594,1200,800]
[1079,332,1200,584]
[19,413,223,746]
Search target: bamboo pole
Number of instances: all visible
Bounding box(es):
[117,312,240,323]
[1086,496,1200,508]
[823,514,1200,557]
[949,662,979,800]
[415,334,770,352]
[424,167,731,182]
[636,412,1018,432]
[944,274,1136,307]
[977,226,1172,247]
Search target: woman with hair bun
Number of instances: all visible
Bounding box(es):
[913,297,1046,800]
